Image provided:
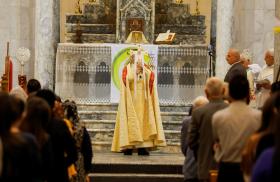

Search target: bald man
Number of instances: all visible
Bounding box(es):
[188,77,228,182]
[256,49,274,109]
[224,49,247,83]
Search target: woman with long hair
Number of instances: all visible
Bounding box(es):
[63,100,93,182]
[20,97,54,181]
[0,92,42,181]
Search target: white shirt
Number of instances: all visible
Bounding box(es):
[256,65,274,108]
[212,101,261,163]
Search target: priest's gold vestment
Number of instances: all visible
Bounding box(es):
[111,63,166,152]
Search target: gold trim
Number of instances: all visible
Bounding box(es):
[274,26,280,33]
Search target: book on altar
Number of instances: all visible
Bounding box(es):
[155,30,175,44]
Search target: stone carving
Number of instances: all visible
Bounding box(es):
[119,0,153,43]
[155,1,206,44]
[56,44,209,104]
[64,0,207,45]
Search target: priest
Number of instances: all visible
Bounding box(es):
[111,48,166,155]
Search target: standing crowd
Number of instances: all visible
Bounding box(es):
[181,48,279,182]
[0,79,93,182]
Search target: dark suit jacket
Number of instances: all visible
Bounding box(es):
[188,99,228,180]
[181,116,198,180]
[224,62,247,82]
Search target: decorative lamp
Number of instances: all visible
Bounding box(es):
[16,47,30,90]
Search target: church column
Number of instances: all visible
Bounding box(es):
[34,0,60,89]
[275,0,280,81]
[116,0,120,42]
[215,0,234,79]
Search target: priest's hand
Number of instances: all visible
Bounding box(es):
[136,63,143,74]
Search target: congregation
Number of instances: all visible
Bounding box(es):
[181,48,279,182]
[0,47,278,182]
[0,79,93,181]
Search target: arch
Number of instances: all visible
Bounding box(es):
[73,61,90,84]
[158,63,174,85]
[95,62,111,84]
[179,62,195,85]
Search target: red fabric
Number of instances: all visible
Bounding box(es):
[149,71,154,94]
[9,59,13,91]
[122,64,154,93]
[122,66,127,86]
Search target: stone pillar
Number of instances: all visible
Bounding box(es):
[34,0,60,90]
[215,0,234,79]
[275,0,280,81]
[116,0,120,42]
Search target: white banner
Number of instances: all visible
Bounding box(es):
[110,44,158,103]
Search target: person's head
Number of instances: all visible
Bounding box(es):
[0,92,23,136]
[204,77,225,100]
[35,89,56,109]
[27,79,41,95]
[192,96,209,109]
[189,96,208,114]
[229,75,249,101]
[264,49,274,66]
[9,86,28,103]
[23,97,51,131]
[226,48,240,65]
[258,92,280,132]
[63,100,79,125]
[53,95,64,119]
[240,49,252,69]
[20,97,51,148]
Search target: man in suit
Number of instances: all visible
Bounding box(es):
[212,75,261,182]
[224,49,247,83]
[188,77,228,182]
[181,96,209,182]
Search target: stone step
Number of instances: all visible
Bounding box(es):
[155,24,205,35]
[79,111,188,121]
[77,103,191,113]
[81,120,183,131]
[89,173,183,182]
[89,152,184,182]
[92,141,181,153]
[154,34,205,45]
[66,14,101,24]
[66,33,116,43]
[88,129,181,143]
[66,23,115,34]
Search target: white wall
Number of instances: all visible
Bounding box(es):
[0,0,35,88]
[232,0,276,67]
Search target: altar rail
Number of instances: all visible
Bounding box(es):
[55,43,209,105]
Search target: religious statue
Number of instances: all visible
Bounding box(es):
[74,21,83,43]
[75,0,82,14]
[176,0,184,4]
[111,47,166,155]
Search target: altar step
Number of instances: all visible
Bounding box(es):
[66,33,116,43]
[89,152,184,182]
[79,111,188,122]
[78,103,191,153]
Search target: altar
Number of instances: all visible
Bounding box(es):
[56,0,211,104]
[55,43,209,104]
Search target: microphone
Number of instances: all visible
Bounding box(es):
[208,44,213,56]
